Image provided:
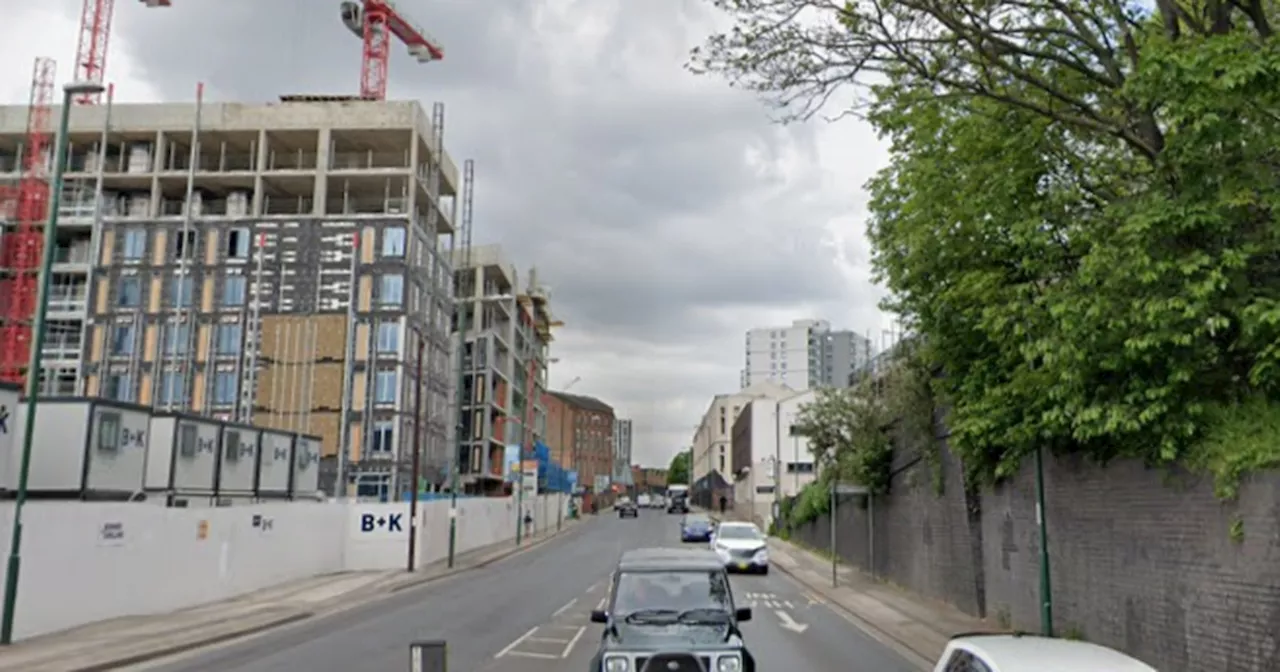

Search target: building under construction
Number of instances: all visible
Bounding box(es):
[451,244,558,492]
[0,95,462,497]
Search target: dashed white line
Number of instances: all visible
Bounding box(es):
[495,626,539,659]
[553,598,578,618]
[562,626,587,658]
[596,597,607,609]
[586,581,600,592]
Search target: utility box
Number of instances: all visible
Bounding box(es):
[16,397,150,496]
[216,422,261,495]
[256,428,294,497]
[146,413,220,494]
[290,434,321,498]
[0,383,22,491]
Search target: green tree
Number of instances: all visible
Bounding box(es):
[667,451,691,485]
[692,0,1280,487]
[792,381,894,494]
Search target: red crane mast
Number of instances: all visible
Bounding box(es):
[340,0,444,100]
[0,59,57,385]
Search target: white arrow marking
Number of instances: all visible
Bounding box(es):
[776,610,808,634]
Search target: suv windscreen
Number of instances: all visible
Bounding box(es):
[715,525,762,540]
[613,570,733,622]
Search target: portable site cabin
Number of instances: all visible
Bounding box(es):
[290,434,321,498]
[0,383,21,491]
[11,397,151,499]
[216,421,261,497]
[145,412,221,499]
[256,428,294,498]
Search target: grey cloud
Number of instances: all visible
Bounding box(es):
[96,0,882,464]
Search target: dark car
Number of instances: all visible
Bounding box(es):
[667,496,689,514]
[618,500,639,518]
[679,514,715,543]
[590,548,754,672]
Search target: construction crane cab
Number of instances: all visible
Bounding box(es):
[340,1,364,38]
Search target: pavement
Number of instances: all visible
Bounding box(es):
[0,517,587,672]
[705,507,989,670]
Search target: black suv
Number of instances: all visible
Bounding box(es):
[667,496,689,514]
[590,548,754,672]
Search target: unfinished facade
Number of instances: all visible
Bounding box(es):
[0,97,460,497]
[452,244,556,492]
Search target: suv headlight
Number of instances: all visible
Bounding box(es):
[753,549,768,561]
[716,653,743,672]
[603,655,630,672]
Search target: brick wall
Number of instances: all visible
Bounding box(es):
[791,442,1280,672]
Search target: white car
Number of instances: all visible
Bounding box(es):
[933,633,1157,672]
[710,521,768,574]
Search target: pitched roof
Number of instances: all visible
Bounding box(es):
[549,391,613,414]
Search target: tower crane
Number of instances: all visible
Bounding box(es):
[339,0,444,100]
[73,0,171,105]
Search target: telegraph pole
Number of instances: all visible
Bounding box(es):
[407,338,424,571]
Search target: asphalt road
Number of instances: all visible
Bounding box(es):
[143,508,918,672]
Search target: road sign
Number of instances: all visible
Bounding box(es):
[834,483,868,495]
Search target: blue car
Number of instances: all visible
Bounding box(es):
[679,514,714,543]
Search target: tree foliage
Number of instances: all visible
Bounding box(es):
[668,451,691,485]
[693,0,1280,487]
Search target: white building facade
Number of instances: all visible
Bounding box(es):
[691,381,793,485]
[741,319,873,390]
[730,389,819,526]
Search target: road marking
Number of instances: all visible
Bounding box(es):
[562,625,586,658]
[495,626,538,658]
[776,610,809,634]
[586,581,600,592]
[596,597,606,609]
[504,651,561,660]
[553,598,578,618]
[528,636,570,644]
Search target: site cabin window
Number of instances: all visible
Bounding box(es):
[375,370,397,403]
[117,276,141,307]
[224,430,242,461]
[109,324,136,355]
[376,322,399,353]
[226,228,251,259]
[215,323,242,355]
[163,323,191,354]
[785,462,815,473]
[122,229,146,260]
[755,485,775,495]
[178,423,198,457]
[213,371,236,405]
[169,275,194,307]
[223,275,247,306]
[379,274,404,305]
[97,412,122,452]
[382,227,406,257]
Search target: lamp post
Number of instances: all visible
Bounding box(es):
[2,81,105,644]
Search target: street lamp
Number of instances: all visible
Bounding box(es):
[2,80,105,644]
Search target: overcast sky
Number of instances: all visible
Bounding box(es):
[1,0,892,467]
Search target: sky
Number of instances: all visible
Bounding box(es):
[0,0,893,468]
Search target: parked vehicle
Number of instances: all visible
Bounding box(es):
[933,633,1156,671]
[679,514,715,543]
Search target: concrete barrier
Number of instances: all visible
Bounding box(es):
[0,494,570,640]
